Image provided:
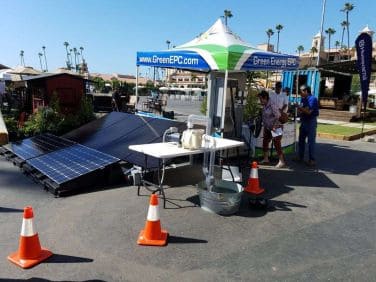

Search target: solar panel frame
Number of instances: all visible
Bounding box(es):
[27,144,120,184]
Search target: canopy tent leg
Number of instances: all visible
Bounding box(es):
[206,72,215,134]
[220,70,229,137]
[136,65,139,110]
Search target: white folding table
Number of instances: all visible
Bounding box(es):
[129,138,244,208]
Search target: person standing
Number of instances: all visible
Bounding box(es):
[268,81,289,166]
[112,88,121,111]
[259,90,286,168]
[296,85,319,166]
[270,81,289,113]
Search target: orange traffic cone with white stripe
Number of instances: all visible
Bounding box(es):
[8,206,53,268]
[137,194,168,246]
[244,162,265,195]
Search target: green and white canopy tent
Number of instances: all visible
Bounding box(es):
[137,18,299,72]
[136,19,299,131]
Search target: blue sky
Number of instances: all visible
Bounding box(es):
[1,0,374,76]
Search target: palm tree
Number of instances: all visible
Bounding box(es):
[80,46,84,62]
[38,53,43,71]
[341,2,354,60]
[20,50,25,66]
[223,9,233,26]
[297,45,304,56]
[73,47,78,71]
[325,28,336,62]
[64,42,71,69]
[310,46,318,66]
[166,40,171,49]
[334,40,340,61]
[266,28,274,51]
[69,49,73,69]
[340,21,348,48]
[42,46,48,72]
[275,24,283,53]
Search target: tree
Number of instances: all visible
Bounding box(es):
[166,40,171,49]
[38,52,43,71]
[20,50,25,66]
[92,77,105,92]
[64,42,71,69]
[325,28,336,61]
[80,46,84,61]
[266,29,274,51]
[275,24,283,53]
[340,21,348,48]
[223,9,233,26]
[334,41,340,61]
[310,46,318,66]
[297,45,304,56]
[42,46,48,72]
[69,49,73,70]
[341,2,354,60]
[111,77,120,90]
[73,47,78,71]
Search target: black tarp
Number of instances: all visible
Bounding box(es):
[63,112,187,168]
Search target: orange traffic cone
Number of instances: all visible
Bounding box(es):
[244,162,265,195]
[8,206,53,268]
[137,194,168,246]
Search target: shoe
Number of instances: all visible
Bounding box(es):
[275,161,286,168]
[306,160,316,167]
[259,159,270,165]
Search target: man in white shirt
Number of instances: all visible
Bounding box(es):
[269,81,288,113]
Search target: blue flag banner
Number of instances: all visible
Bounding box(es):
[355,33,372,109]
[137,51,210,72]
[241,52,299,71]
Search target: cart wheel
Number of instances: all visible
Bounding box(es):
[248,197,268,209]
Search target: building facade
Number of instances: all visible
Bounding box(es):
[168,70,207,89]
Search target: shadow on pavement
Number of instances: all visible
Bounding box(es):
[168,235,208,244]
[314,143,376,175]
[164,197,198,209]
[235,193,307,218]
[257,168,339,190]
[0,206,24,213]
[45,253,93,264]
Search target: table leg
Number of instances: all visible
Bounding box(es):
[157,159,167,208]
[138,155,166,208]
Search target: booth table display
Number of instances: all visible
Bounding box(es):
[129,138,244,208]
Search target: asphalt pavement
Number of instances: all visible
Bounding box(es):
[1,136,376,281]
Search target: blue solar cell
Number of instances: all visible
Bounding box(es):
[8,133,75,160]
[27,144,119,184]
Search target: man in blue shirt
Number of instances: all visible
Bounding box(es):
[296,85,319,166]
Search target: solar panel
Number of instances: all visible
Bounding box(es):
[27,144,120,184]
[63,112,186,168]
[6,133,75,160]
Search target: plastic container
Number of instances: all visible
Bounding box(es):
[197,180,243,215]
[181,129,205,150]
